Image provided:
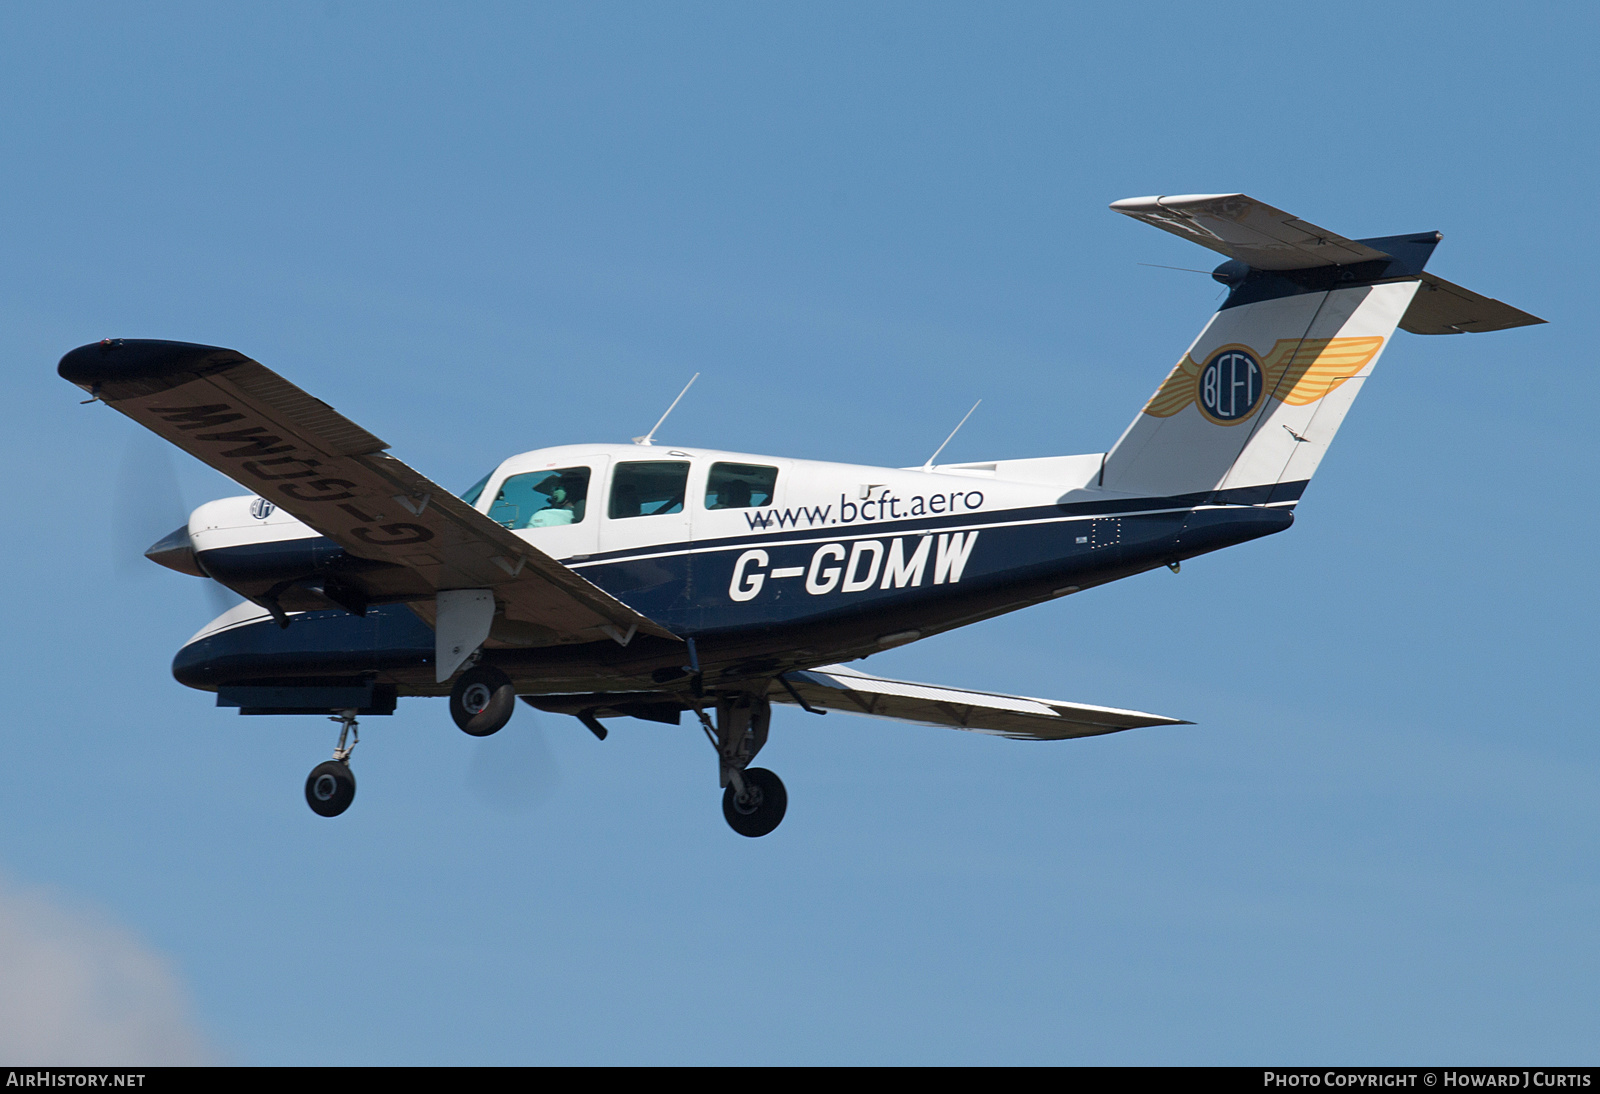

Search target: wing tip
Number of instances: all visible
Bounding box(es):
[1110,193,1245,212]
[58,338,244,389]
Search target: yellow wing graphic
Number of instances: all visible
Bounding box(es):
[1260,337,1385,406]
[1141,336,1386,418]
[1141,354,1203,417]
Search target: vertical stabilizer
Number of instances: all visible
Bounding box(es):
[1099,280,1418,501]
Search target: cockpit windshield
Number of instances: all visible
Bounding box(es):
[489,467,592,529]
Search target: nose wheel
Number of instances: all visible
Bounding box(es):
[304,709,360,817]
[305,760,356,817]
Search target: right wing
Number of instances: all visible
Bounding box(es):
[771,664,1190,741]
[59,339,674,647]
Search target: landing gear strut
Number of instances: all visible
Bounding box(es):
[305,709,359,817]
[695,693,787,837]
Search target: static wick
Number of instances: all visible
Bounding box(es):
[1137,262,1213,275]
[633,373,700,447]
[922,399,981,472]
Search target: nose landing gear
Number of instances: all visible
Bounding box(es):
[304,709,359,817]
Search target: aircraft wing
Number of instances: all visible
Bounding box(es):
[771,664,1190,741]
[58,339,675,647]
[1110,193,1391,270]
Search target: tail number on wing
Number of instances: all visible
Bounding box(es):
[727,533,978,602]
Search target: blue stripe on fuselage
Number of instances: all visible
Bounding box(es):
[174,490,1299,688]
[576,497,1294,633]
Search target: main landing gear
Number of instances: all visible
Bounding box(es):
[449,665,516,737]
[305,709,359,817]
[695,693,788,837]
[723,766,787,838]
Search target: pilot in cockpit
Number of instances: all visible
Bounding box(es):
[528,473,585,527]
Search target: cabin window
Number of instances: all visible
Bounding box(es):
[705,463,777,509]
[609,461,690,519]
[489,467,591,529]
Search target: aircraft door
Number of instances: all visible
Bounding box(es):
[491,458,606,562]
[593,457,695,621]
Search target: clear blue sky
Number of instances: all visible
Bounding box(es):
[1,1,1594,1064]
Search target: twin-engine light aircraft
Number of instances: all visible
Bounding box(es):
[59,195,1542,836]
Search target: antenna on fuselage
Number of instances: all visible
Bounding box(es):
[633,373,700,446]
[921,399,981,472]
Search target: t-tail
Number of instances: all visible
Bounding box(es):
[1097,194,1542,504]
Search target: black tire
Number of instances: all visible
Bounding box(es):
[305,760,356,817]
[450,665,516,736]
[722,767,787,837]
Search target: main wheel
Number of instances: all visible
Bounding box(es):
[450,665,516,736]
[722,767,787,837]
[305,760,356,817]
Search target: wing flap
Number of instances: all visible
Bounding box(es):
[60,339,674,645]
[772,664,1190,741]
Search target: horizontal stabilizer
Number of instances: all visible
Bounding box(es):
[1111,193,1391,271]
[1400,272,1545,335]
[1113,193,1546,337]
[771,664,1190,741]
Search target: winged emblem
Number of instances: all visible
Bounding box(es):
[1141,336,1385,420]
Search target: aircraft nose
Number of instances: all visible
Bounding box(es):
[145,524,206,577]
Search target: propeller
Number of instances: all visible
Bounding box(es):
[464,713,562,814]
[112,434,236,619]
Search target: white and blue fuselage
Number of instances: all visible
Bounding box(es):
[172,441,1292,696]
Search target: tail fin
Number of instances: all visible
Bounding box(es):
[1098,194,1542,502]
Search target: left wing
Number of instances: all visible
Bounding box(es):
[771,664,1190,741]
[59,339,674,650]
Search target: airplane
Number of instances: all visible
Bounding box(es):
[57,193,1542,837]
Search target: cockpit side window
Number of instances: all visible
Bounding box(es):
[489,467,591,529]
[459,473,492,508]
[705,463,777,509]
[610,461,690,519]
